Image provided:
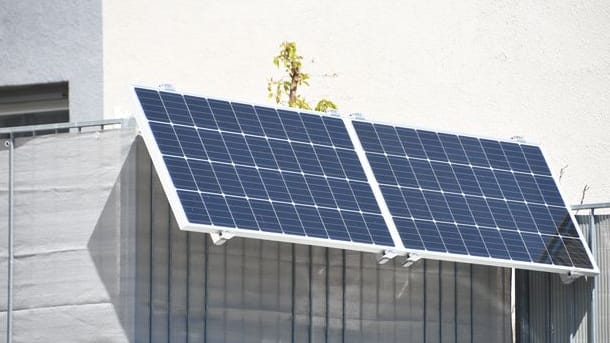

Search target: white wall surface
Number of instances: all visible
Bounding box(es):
[0,0,103,122]
[104,0,610,204]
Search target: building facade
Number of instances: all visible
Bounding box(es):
[4,0,609,204]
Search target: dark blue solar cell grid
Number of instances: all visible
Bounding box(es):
[136,88,393,247]
[160,92,194,126]
[136,88,169,122]
[353,120,593,270]
[208,99,241,132]
[183,95,217,129]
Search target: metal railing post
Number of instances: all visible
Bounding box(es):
[589,208,597,343]
[6,134,14,343]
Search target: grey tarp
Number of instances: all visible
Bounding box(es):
[0,129,512,342]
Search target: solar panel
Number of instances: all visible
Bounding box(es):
[353,120,597,274]
[133,85,597,275]
[133,87,395,252]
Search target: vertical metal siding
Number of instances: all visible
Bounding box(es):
[593,214,610,341]
[519,214,610,343]
[133,143,512,343]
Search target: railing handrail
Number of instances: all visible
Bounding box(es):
[0,119,126,135]
[572,202,610,210]
[2,118,607,211]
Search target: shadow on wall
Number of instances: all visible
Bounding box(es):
[518,269,592,343]
[88,138,513,343]
[88,139,138,341]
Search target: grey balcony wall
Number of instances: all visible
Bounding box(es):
[0,128,137,342]
[0,131,512,342]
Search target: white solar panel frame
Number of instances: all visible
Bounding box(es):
[131,85,399,254]
[132,85,598,276]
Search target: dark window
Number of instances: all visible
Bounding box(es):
[0,82,69,131]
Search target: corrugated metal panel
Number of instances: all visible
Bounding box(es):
[132,142,513,342]
[519,214,610,343]
[592,214,610,341]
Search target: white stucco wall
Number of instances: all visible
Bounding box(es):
[103,0,610,205]
[0,0,103,122]
[2,1,607,204]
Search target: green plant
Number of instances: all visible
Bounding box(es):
[267,41,337,112]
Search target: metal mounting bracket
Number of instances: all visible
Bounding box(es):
[401,253,422,268]
[560,270,584,284]
[210,231,235,245]
[377,249,401,265]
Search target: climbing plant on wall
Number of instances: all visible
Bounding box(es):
[267,41,337,112]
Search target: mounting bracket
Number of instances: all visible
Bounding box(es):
[377,249,401,265]
[560,270,584,284]
[401,253,422,268]
[209,231,235,246]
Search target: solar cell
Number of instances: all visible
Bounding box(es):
[353,120,596,273]
[134,87,394,251]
